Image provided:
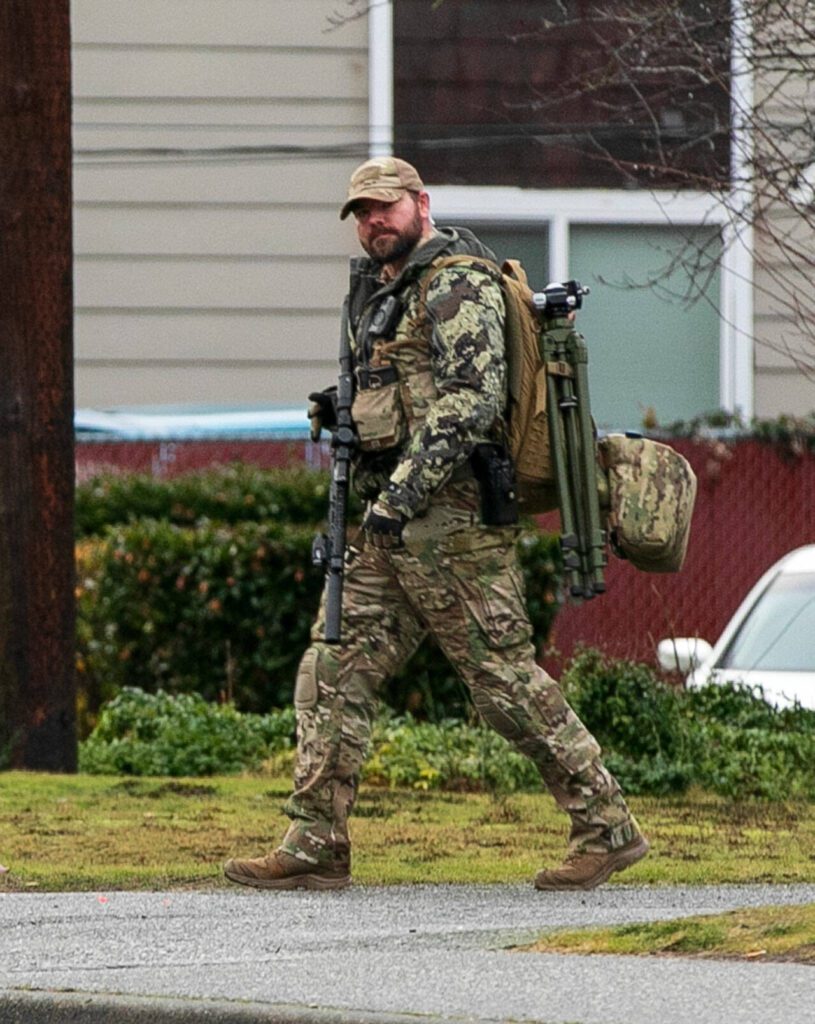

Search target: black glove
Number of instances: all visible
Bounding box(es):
[307,387,338,442]
[363,502,406,550]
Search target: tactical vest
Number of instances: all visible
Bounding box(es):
[350,259,492,454]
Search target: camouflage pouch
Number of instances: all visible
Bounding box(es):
[351,379,407,452]
[597,434,697,573]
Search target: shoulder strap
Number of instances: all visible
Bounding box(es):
[502,258,530,289]
[418,254,504,306]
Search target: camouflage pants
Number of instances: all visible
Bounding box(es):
[281,502,638,870]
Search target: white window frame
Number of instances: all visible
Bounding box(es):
[369,0,754,419]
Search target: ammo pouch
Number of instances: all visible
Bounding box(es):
[351,365,407,452]
[597,434,697,573]
[470,443,520,526]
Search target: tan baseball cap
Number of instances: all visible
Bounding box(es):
[340,156,424,220]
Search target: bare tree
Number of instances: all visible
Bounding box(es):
[524,0,815,376]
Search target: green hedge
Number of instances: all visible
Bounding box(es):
[75,465,354,536]
[363,713,539,793]
[76,518,320,724]
[75,467,563,732]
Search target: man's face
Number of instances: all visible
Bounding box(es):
[353,192,425,264]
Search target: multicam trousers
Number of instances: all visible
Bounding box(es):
[280,498,638,870]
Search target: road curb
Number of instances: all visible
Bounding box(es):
[0,990,485,1024]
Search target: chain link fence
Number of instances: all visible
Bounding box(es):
[75,436,331,483]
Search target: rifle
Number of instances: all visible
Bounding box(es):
[312,260,361,643]
[534,281,606,600]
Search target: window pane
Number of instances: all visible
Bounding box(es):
[720,574,815,672]
[394,0,730,190]
[569,224,721,430]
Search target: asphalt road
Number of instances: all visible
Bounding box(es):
[2,883,815,1023]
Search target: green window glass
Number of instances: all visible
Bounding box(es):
[570,224,721,430]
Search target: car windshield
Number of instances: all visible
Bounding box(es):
[719,571,815,672]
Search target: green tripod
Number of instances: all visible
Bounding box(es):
[534,281,607,600]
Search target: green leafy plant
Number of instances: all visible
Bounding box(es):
[364,713,540,793]
[562,646,815,800]
[561,646,697,794]
[80,656,815,801]
[646,406,815,458]
[79,688,296,776]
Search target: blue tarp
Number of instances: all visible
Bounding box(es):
[75,405,310,441]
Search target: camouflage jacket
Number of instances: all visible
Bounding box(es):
[348,228,507,519]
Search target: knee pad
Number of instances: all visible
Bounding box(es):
[294,643,338,711]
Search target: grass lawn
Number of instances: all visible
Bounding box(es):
[520,903,815,964]
[2,771,815,891]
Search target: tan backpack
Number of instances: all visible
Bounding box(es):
[421,255,557,513]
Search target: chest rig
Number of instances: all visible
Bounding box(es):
[349,264,439,453]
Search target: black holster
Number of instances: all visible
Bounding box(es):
[470,443,519,526]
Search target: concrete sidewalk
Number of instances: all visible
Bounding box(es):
[2,883,815,1024]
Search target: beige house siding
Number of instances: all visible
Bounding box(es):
[753,211,815,417]
[72,4,815,419]
[72,0,368,409]
[750,8,815,417]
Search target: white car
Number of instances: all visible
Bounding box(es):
[657,544,815,710]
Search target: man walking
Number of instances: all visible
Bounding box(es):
[224,157,648,891]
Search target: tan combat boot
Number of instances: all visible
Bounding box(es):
[534,833,649,891]
[223,849,351,891]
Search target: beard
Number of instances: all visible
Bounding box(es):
[361,204,423,263]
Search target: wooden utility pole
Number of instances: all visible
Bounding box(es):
[0,0,76,771]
